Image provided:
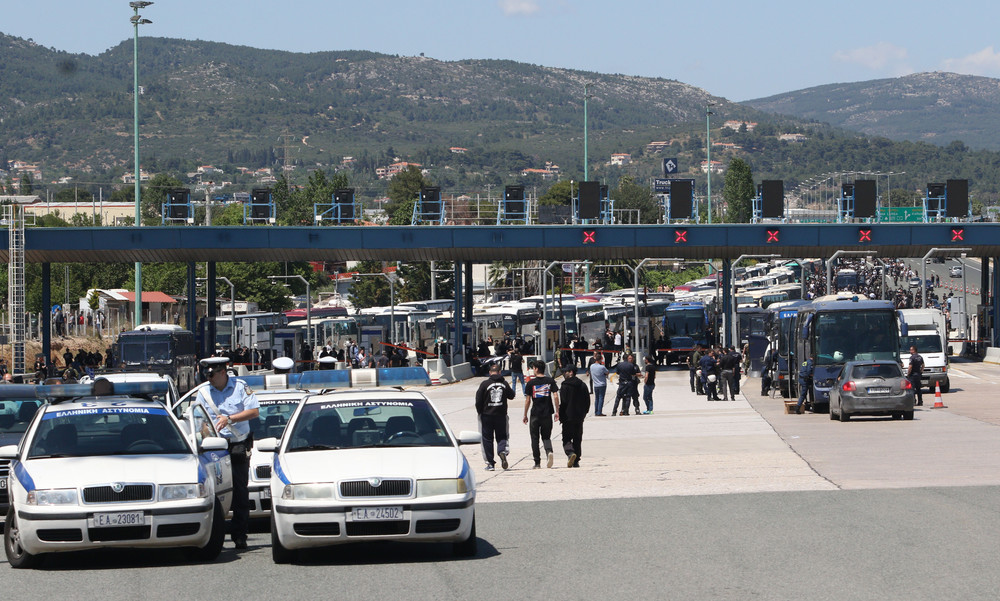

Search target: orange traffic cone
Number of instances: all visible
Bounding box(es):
[931,380,946,409]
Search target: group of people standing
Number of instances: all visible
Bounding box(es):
[687,345,744,402]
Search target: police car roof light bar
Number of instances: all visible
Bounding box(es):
[0,380,171,403]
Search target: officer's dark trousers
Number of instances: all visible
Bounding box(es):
[230,445,250,542]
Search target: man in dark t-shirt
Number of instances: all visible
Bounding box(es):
[612,355,639,416]
[523,360,560,469]
[509,349,525,396]
[642,355,657,414]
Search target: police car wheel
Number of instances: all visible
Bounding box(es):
[452,514,477,558]
[185,500,225,562]
[271,515,294,564]
[5,508,42,569]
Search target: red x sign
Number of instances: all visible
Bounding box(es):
[582,230,596,244]
[951,228,964,242]
[766,230,780,243]
[674,229,688,243]
[859,228,872,242]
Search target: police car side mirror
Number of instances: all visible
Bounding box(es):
[0,444,18,459]
[456,430,482,446]
[256,437,279,452]
[200,437,228,452]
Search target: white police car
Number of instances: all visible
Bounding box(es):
[261,388,481,563]
[174,371,350,521]
[1,380,232,568]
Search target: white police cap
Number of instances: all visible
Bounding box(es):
[200,356,230,368]
[318,355,337,364]
[273,356,294,370]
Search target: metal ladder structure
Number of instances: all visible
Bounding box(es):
[7,203,26,375]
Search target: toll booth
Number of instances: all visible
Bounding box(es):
[573,181,614,224]
[497,185,528,225]
[314,188,356,224]
[752,180,785,222]
[411,187,444,225]
[662,179,696,224]
[924,180,969,223]
[245,188,276,224]
[161,188,194,225]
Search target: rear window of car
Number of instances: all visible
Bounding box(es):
[850,363,901,379]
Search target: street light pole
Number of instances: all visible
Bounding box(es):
[130,1,152,327]
[826,250,878,294]
[218,277,235,353]
[269,275,311,351]
[584,83,592,182]
[920,248,971,309]
[731,254,780,348]
[706,104,714,224]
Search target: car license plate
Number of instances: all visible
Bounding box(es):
[352,506,403,521]
[90,511,145,528]
[259,488,271,499]
[867,386,891,394]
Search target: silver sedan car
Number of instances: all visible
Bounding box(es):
[829,360,915,421]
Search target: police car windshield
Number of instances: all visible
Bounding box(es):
[27,405,190,458]
[0,398,40,436]
[250,398,302,440]
[286,399,451,450]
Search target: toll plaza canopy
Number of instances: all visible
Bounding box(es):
[7,223,993,263]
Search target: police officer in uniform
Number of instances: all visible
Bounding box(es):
[272,356,294,374]
[198,356,259,550]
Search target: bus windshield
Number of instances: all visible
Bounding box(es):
[664,309,706,339]
[814,310,898,365]
[120,336,172,365]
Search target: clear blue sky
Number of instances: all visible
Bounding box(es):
[5,0,1000,101]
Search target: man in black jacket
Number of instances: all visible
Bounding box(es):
[559,366,590,467]
[475,363,515,471]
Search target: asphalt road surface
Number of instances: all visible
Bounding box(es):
[5,364,1000,600]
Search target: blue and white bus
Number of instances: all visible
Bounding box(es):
[793,296,900,412]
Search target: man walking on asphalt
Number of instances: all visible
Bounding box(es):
[588,353,610,416]
[559,365,590,468]
[907,345,924,406]
[476,363,515,471]
[508,347,525,397]
[523,360,560,468]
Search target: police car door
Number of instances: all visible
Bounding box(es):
[186,403,234,513]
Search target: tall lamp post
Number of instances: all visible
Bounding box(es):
[198,276,236,351]
[130,1,152,327]
[583,83,593,182]
[706,103,714,224]
[269,275,311,351]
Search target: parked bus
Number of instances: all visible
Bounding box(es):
[661,301,716,364]
[793,297,899,412]
[766,299,812,396]
[114,325,198,393]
